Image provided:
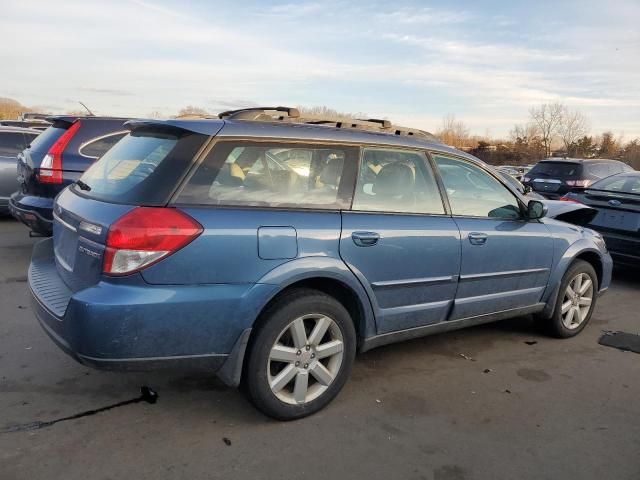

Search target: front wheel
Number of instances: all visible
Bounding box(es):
[243,289,356,420]
[544,260,598,338]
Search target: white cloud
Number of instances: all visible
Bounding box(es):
[0,0,638,137]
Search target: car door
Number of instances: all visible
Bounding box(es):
[432,154,553,320]
[340,147,461,334]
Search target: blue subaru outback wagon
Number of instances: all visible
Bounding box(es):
[29,107,612,419]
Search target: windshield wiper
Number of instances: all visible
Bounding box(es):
[75,180,91,191]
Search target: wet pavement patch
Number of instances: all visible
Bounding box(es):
[0,386,158,434]
[598,331,640,354]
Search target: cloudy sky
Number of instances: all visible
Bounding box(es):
[1,0,639,137]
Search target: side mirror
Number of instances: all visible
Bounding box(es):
[527,200,546,220]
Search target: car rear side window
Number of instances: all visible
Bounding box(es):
[351,148,445,214]
[434,155,521,219]
[76,129,207,205]
[79,132,127,159]
[176,141,358,209]
[0,132,28,156]
[27,126,66,153]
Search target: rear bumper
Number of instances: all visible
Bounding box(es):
[29,238,277,385]
[9,192,53,235]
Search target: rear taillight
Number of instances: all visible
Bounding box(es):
[565,179,592,188]
[103,207,203,276]
[559,195,582,203]
[38,121,81,184]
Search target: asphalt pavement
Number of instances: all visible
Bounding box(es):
[1,216,638,480]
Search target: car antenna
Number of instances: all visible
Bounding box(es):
[78,101,95,117]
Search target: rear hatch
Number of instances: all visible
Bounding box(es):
[526,161,583,195]
[18,117,75,197]
[51,122,216,292]
[583,190,640,234]
[18,116,130,196]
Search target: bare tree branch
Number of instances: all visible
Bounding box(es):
[529,102,564,157]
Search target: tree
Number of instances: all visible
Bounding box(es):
[621,139,640,169]
[436,114,470,148]
[559,108,589,155]
[176,105,210,117]
[0,97,31,120]
[574,136,597,158]
[598,131,620,158]
[297,105,363,119]
[508,123,546,163]
[529,102,564,157]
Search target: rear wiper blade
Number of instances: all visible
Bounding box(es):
[75,180,91,191]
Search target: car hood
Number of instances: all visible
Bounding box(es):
[542,200,597,226]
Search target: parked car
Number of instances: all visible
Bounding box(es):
[10,116,130,235]
[562,171,640,267]
[497,165,527,181]
[28,107,612,420]
[522,158,633,199]
[0,120,50,131]
[0,126,40,215]
[498,171,545,199]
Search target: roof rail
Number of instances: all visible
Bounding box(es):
[218,106,300,120]
[217,106,439,141]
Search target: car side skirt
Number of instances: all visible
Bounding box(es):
[360,303,546,352]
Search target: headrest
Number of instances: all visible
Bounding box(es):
[373,162,415,196]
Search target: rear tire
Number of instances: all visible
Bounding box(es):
[242,288,356,420]
[543,260,598,338]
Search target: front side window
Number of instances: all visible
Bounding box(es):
[433,155,521,219]
[351,148,444,214]
[176,141,358,209]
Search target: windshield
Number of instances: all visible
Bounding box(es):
[590,174,640,195]
[76,130,207,205]
[529,162,581,178]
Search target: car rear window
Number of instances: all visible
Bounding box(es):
[28,126,67,153]
[529,162,581,178]
[175,141,358,209]
[75,129,207,205]
[590,175,640,195]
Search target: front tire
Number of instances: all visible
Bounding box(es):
[243,288,356,420]
[544,260,598,338]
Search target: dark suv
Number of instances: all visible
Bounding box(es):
[10,116,130,235]
[522,158,633,199]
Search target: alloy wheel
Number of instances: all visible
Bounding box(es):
[561,272,594,330]
[267,314,344,405]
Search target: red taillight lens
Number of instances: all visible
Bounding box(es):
[38,121,81,184]
[103,207,203,276]
[566,179,592,188]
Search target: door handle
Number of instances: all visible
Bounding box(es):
[352,231,380,247]
[468,232,488,245]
